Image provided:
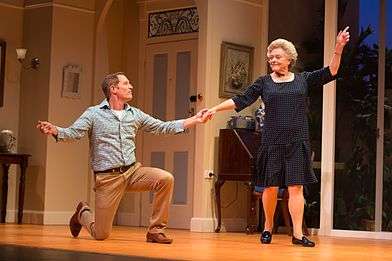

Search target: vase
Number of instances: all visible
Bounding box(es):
[0,130,16,153]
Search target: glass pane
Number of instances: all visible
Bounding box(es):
[153,54,168,120]
[334,0,379,231]
[383,0,392,232]
[268,0,325,229]
[176,52,191,119]
[150,152,165,203]
[173,151,188,204]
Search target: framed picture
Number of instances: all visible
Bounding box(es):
[0,40,6,107]
[219,41,254,98]
[62,64,82,98]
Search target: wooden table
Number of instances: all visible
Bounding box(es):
[0,153,31,224]
[215,129,261,233]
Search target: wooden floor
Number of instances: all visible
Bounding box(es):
[0,224,391,260]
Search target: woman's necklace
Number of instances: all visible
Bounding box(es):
[272,72,294,83]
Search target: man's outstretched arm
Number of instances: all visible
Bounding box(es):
[137,108,209,135]
[37,121,58,136]
[37,108,93,141]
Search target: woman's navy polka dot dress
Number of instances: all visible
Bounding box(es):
[232,67,335,187]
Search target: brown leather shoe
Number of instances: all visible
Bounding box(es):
[69,202,89,238]
[146,232,173,244]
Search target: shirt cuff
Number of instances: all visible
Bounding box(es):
[325,66,337,80]
[231,96,245,112]
[176,120,186,133]
[56,127,65,141]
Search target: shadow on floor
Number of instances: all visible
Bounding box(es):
[0,244,173,261]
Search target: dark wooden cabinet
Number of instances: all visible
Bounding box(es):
[215,129,261,233]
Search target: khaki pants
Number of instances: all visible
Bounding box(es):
[79,163,174,240]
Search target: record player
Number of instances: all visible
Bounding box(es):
[227,116,255,130]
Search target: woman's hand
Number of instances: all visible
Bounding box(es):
[336,26,350,49]
[329,26,350,76]
[201,109,216,122]
[194,108,210,123]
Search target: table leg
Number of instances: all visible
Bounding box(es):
[258,196,264,232]
[246,182,257,234]
[214,179,225,233]
[1,164,10,223]
[17,164,27,224]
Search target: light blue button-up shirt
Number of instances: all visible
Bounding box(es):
[57,100,185,172]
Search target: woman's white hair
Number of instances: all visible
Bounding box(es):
[267,38,298,69]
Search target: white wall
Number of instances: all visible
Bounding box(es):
[192,0,266,231]
[16,1,95,224]
[0,1,24,222]
[43,4,95,223]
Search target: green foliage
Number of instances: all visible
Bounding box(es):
[333,25,392,231]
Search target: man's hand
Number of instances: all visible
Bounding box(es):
[183,108,211,128]
[194,108,210,123]
[200,108,216,123]
[36,121,58,136]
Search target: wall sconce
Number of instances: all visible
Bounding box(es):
[16,48,40,70]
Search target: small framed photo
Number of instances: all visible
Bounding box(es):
[0,40,6,107]
[62,64,82,98]
[219,41,254,98]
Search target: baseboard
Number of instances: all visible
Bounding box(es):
[190,217,246,232]
[308,228,319,235]
[116,212,140,226]
[330,229,392,240]
[43,211,74,225]
[5,210,44,224]
[23,210,44,224]
[190,218,216,232]
[5,210,16,223]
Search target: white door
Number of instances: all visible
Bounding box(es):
[141,40,198,229]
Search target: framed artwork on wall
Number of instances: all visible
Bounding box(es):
[219,41,254,98]
[0,40,6,107]
[62,64,82,98]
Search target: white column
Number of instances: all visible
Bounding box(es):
[375,0,386,232]
[319,0,338,236]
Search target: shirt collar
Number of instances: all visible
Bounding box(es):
[99,99,132,111]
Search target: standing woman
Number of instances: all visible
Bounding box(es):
[204,27,350,247]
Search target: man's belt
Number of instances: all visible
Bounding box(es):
[94,163,134,175]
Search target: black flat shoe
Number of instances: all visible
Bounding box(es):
[260,231,272,244]
[292,236,315,247]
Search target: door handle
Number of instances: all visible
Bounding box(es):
[189,94,203,103]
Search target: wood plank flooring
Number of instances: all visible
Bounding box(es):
[0,224,391,260]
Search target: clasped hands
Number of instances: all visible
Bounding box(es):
[194,108,216,123]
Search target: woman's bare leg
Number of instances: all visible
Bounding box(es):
[262,186,279,231]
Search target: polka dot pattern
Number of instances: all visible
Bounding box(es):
[232,67,335,187]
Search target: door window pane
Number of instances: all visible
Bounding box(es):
[334,0,379,231]
[175,52,191,119]
[150,152,166,203]
[173,151,188,204]
[153,54,168,120]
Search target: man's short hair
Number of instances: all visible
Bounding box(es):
[101,72,125,99]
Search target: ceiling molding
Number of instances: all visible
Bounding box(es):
[0,2,24,10]
[24,2,95,14]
